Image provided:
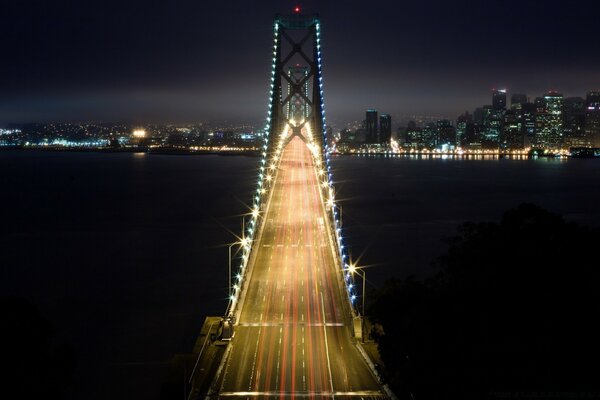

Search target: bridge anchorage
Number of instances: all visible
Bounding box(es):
[180,9,391,400]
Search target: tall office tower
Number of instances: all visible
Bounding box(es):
[456,111,473,147]
[535,92,563,148]
[492,89,507,110]
[365,109,378,143]
[534,97,546,146]
[483,104,502,147]
[585,91,600,147]
[521,102,537,147]
[436,119,456,146]
[563,97,586,146]
[422,122,437,148]
[502,109,524,149]
[511,94,528,109]
[379,114,392,144]
[405,121,422,147]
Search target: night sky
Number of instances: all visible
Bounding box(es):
[2,0,600,125]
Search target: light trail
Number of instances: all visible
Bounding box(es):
[219,132,382,398]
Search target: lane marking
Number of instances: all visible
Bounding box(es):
[247,327,263,390]
[321,292,335,398]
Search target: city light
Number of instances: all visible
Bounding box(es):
[347,263,357,274]
[132,129,146,138]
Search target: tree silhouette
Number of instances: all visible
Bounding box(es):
[370,204,600,399]
[2,298,75,400]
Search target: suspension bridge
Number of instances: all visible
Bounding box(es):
[186,10,389,400]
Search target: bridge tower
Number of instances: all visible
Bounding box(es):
[264,9,326,152]
[230,8,356,321]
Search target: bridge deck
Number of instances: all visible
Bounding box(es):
[218,136,383,398]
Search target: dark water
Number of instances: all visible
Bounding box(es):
[1,151,600,400]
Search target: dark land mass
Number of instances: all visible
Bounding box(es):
[369,203,600,399]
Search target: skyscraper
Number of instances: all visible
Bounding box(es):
[535,92,563,148]
[482,104,502,147]
[585,91,600,147]
[456,112,473,147]
[436,119,456,146]
[563,97,586,146]
[379,114,392,144]
[502,109,523,149]
[405,121,422,148]
[521,102,536,147]
[492,89,507,110]
[365,109,378,143]
[422,122,437,148]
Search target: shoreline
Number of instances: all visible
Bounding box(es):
[2,146,599,159]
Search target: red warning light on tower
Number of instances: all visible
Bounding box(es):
[293,6,301,14]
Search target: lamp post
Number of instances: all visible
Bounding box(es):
[348,264,366,317]
[227,242,236,300]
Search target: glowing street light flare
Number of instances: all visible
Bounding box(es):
[241,237,251,248]
[347,263,357,274]
[132,129,146,138]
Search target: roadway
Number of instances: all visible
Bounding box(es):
[216,135,385,399]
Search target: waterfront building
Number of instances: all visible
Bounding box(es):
[483,104,503,147]
[405,121,422,148]
[436,119,456,147]
[535,92,563,148]
[521,102,536,147]
[365,109,378,143]
[379,114,392,144]
[421,122,437,148]
[585,91,600,147]
[563,97,586,147]
[456,112,473,147]
[502,109,523,149]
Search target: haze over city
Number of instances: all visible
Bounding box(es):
[2,0,600,124]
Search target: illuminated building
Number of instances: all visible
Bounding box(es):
[563,97,586,147]
[422,122,437,148]
[585,91,600,147]
[535,92,563,148]
[521,102,537,147]
[502,109,523,149]
[456,114,467,147]
[482,104,502,147]
[436,119,455,147]
[365,109,378,143]
[405,121,422,148]
[492,88,507,110]
[379,114,392,144]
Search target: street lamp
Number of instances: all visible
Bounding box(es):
[228,234,252,302]
[347,263,366,317]
[227,242,237,300]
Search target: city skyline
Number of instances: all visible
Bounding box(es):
[2,0,600,124]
